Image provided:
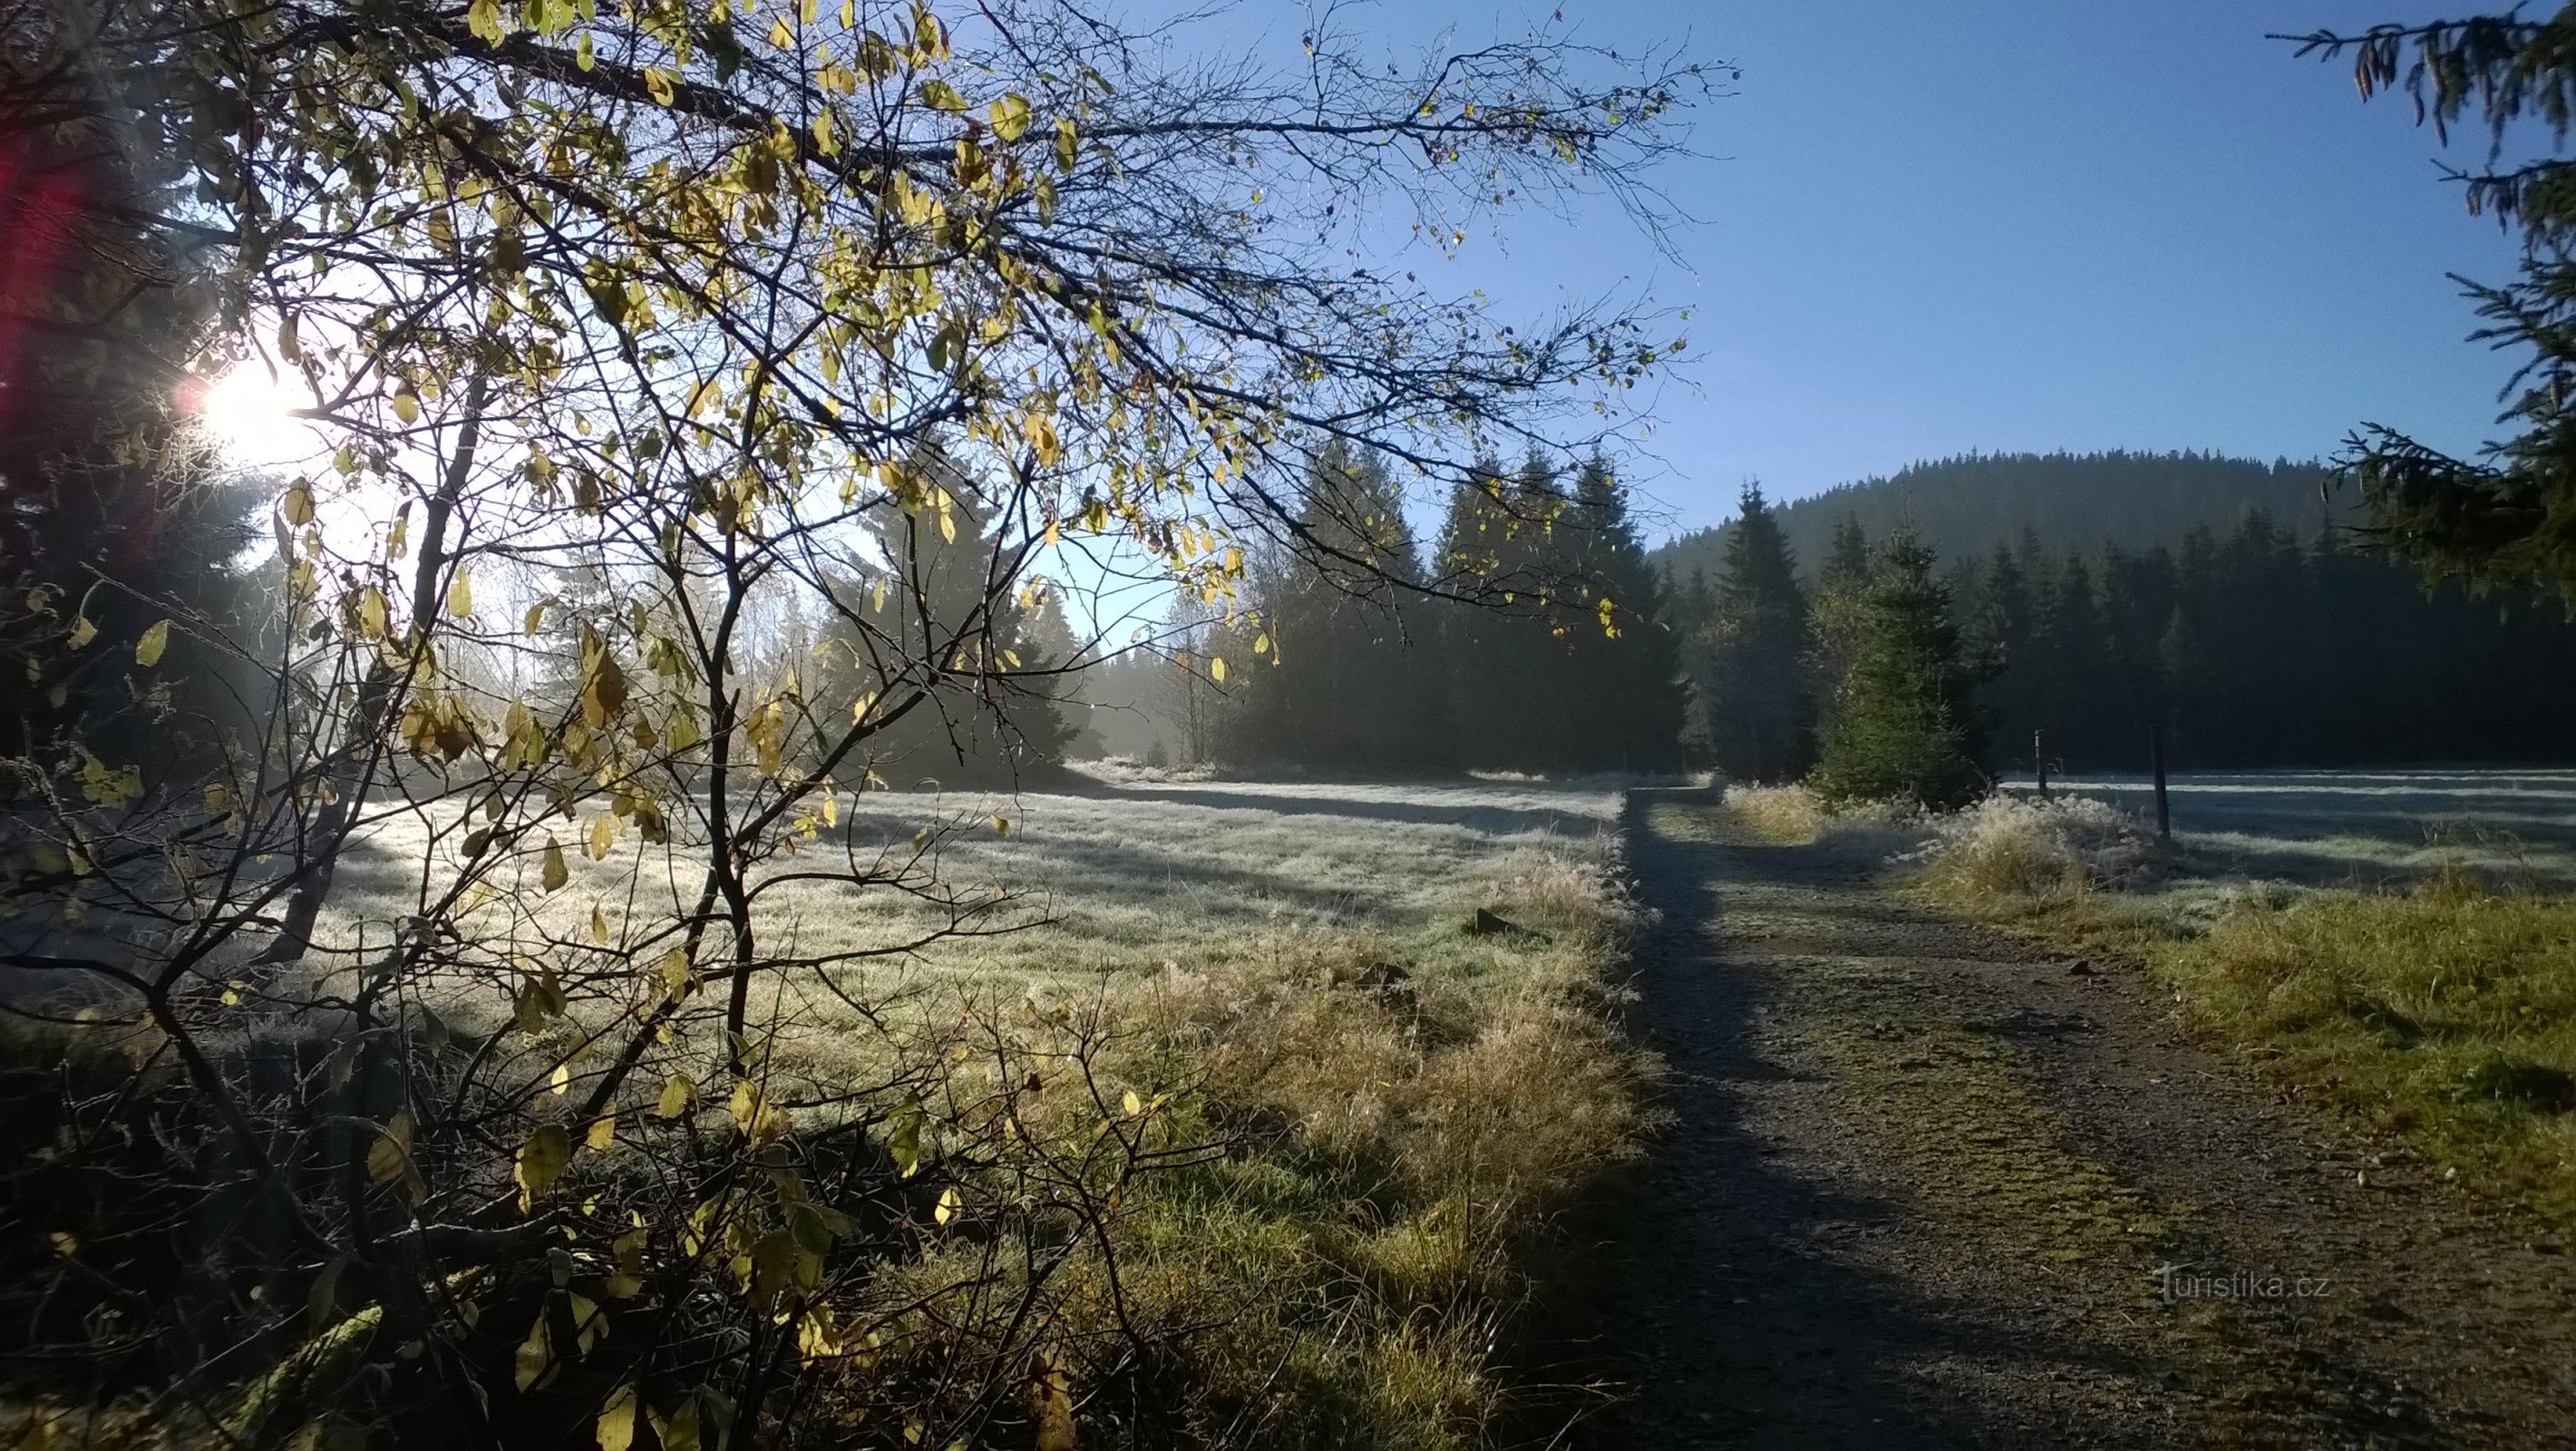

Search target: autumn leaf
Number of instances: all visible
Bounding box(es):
[598,1384,639,1451]
[657,1074,695,1118]
[134,619,170,666]
[366,1110,413,1183]
[307,1256,347,1332]
[516,1124,572,1208]
[514,1310,552,1390]
[542,836,569,891]
[988,93,1032,141]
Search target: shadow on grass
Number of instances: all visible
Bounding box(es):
[1074,783,1610,838]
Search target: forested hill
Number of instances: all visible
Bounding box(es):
[1654,452,2339,582]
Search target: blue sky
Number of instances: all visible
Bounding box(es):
[1255,3,2536,541]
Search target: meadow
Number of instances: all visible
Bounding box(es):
[296,770,1649,1447]
[2002,767,2576,885]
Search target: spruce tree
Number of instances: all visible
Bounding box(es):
[815,457,1076,785]
[1223,444,1443,769]
[1559,455,1687,771]
[1803,514,1875,740]
[1687,483,1813,781]
[1434,454,1565,770]
[1809,531,1988,808]
[1,125,265,774]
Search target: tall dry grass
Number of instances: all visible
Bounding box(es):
[277,780,1651,1448]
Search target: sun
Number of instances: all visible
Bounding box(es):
[187,363,321,468]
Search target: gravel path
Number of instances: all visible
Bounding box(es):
[1581,792,2576,1449]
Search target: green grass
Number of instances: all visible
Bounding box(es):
[2154,874,2576,1222]
[1886,784,2576,1232]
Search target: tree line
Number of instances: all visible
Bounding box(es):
[1671,488,2576,792]
[1122,444,1687,775]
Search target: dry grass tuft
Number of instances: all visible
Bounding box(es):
[296,780,1646,1447]
[1906,793,2163,906]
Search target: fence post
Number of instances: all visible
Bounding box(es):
[2150,724,2171,840]
[2034,729,2048,799]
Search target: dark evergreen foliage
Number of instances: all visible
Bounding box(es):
[1220,446,1444,769]
[2292,11,2576,600]
[1957,510,2576,772]
[1808,531,1988,808]
[1211,448,1686,774]
[0,127,266,773]
[813,469,1078,786]
[1655,452,2337,591]
[1683,484,1813,781]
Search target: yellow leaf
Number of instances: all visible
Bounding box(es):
[991,814,1010,837]
[284,482,316,525]
[767,15,792,45]
[588,813,616,861]
[590,903,610,943]
[651,1399,701,1451]
[308,1255,347,1332]
[1122,1088,1142,1116]
[447,573,473,617]
[657,1074,695,1118]
[934,1185,961,1225]
[524,601,547,636]
[1054,116,1078,171]
[587,1114,617,1151]
[988,93,1032,141]
[393,390,421,424]
[68,616,96,649]
[658,948,692,1000]
[598,1384,639,1451]
[552,1061,571,1096]
[1210,656,1227,683]
[543,836,569,891]
[135,619,170,667]
[366,1110,413,1183]
[1030,1349,1076,1451]
[516,1124,572,1208]
[644,67,676,105]
[514,1311,552,1390]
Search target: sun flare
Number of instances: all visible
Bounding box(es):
[188,364,319,468]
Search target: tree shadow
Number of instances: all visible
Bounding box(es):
[1073,782,1611,838]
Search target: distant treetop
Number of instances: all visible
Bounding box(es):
[1653,451,2338,588]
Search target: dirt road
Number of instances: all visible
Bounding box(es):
[1583,793,2576,1449]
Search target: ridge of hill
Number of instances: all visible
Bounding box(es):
[1653,451,2341,583]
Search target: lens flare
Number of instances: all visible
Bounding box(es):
[186,364,317,467]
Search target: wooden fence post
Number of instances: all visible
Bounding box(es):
[2034,729,2048,799]
[2150,724,2171,840]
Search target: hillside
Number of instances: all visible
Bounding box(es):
[1654,451,2341,583]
